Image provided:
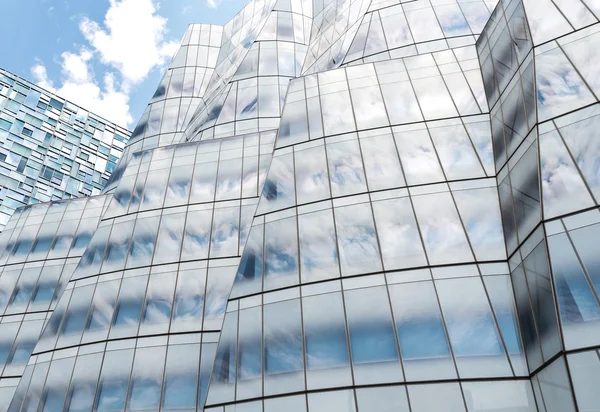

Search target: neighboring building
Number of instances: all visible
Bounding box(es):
[2,0,600,411]
[0,68,130,231]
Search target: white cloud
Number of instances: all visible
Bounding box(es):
[31,0,180,129]
[79,0,179,85]
[205,0,222,9]
[32,51,133,128]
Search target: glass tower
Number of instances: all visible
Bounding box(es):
[0,69,131,232]
[3,0,600,411]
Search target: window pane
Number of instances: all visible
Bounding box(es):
[389,282,455,381]
[299,209,340,283]
[128,346,166,411]
[163,344,200,409]
[264,299,304,395]
[345,286,402,385]
[264,217,299,291]
[335,203,382,276]
[96,349,134,412]
[171,268,207,333]
[436,277,511,378]
[303,292,351,389]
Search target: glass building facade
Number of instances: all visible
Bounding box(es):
[0,69,131,232]
[2,0,600,410]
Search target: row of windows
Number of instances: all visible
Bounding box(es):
[303,0,493,74]
[0,316,47,379]
[203,354,589,412]
[235,183,505,298]
[259,120,494,216]
[342,1,492,65]
[107,132,275,218]
[0,260,77,318]
[210,273,526,403]
[10,339,218,412]
[278,47,486,150]
[11,344,600,412]
[0,196,108,266]
[73,199,256,280]
[34,262,238,353]
[184,44,308,142]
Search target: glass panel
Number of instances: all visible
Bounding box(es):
[540,130,594,218]
[393,126,445,185]
[453,187,506,261]
[171,268,206,333]
[207,312,237,404]
[210,207,240,258]
[163,344,200,410]
[389,281,455,381]
[264,395,306,412]
[335,202,382,276]
[102,221,135,273]
[96,349,134,412]
[535,356,576,412]
[321,90,356,136]
[350,84,389,130]
[216,159,243,201]
[568,223,600,295]
[294,145,330,205]
[110,276,148,339]
[127,217,160,268]
[567,351,600,411]
[232,224,263,298]
[299,209,340,283]
[558,111,600,200]
[436,277,512,378]
[547,233,600,349]
[258,153,296,213]
[372,197,426,270]
[237,306,262,400]
[462,381,537,412]
[264,299,304,396]
[412,76,458,120]
[408,383,466,412]
[199,343,217,409]
[40,357,76,412]
[429,123,485,180]
[140,272,176,335]
[154,213,186,265]
[82,280,119,344]
[65,353,103,412]
[308,390,356,412]
[264,216,299,290]
[359,131,405,191]
[482,276,527,376]
[356,386,410,412]
[303,292,352,389]
[327,138,367,197]
[181,209,213,261]
[345,286,402,385]
[190,161,218,203]
[412,192,474,265]
[128,346,166,411]
[536,47,595,122]
[204,266,236,330]
[165,165,193,207]
[141,170,169,210]
[58,285,95,347]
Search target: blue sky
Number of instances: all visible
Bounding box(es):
[0,0,248,130]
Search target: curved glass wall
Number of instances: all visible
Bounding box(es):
[4,0,600,410]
